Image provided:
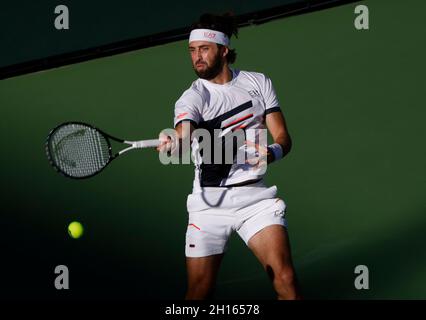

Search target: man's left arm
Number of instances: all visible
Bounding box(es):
[265,111,292,164]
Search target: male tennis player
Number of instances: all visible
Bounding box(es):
[157,13,301,300]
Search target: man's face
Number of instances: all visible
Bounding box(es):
[189,41,225,80]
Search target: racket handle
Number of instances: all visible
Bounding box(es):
[133,139,160,148]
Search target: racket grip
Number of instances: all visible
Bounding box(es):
[134,139,160,148]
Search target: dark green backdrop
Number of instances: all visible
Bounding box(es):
[1,0,425,299]
[0,0,302,68]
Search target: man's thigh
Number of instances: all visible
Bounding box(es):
[247,224,295,272]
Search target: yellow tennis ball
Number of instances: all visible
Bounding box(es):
[68,221,84,239]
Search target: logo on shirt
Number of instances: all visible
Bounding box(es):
[177,112,188,119]
[248,90,260,97]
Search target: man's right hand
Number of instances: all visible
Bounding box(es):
[156,131,174,153]
[156,122,195,156]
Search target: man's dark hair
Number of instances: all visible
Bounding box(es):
[191,13,238,64]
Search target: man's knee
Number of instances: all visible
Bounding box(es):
[186,275,216,299]
[275,268,296,287]
[186,283,215,300]
[272,267,300,299]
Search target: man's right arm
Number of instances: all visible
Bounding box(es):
[156,121,196,157]
[158,89,202,155]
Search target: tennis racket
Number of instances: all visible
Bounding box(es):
[46,122,160,179]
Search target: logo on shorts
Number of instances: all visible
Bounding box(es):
[189,244,196,248]
[274,209,285,217]
[188,223,201,230]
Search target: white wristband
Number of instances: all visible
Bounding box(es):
[268,143,283,162]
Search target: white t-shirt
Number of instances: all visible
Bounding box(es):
[174,69,282,192]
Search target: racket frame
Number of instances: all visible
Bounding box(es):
[45,121,157,179]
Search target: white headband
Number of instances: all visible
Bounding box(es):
[189,29,230,46]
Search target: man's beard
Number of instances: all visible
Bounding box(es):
[194,52,224,80]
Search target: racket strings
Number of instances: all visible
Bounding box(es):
[49,124,110,177]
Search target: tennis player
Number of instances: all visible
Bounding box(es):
[157,13,301,300]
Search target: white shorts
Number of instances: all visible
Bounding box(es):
[185,180,287,258]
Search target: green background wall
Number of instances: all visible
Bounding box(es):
[0,0,302,68]
[1,0,425,299]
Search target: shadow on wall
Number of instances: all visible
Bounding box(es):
[298,209,426,299]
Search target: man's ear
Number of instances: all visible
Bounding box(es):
[222,46,229,58]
